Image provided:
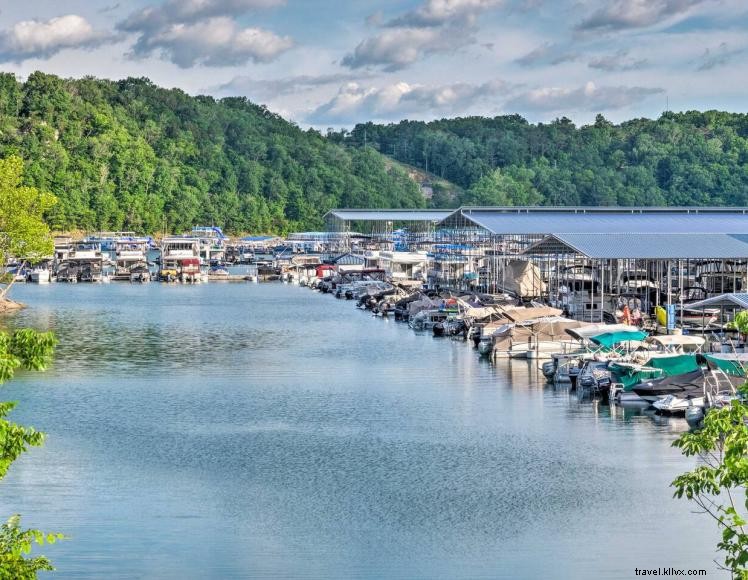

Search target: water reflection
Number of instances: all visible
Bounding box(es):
[0,283,726,579]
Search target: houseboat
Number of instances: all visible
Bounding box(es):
[113,240,150,282]
[379,251,429,282]
[159,238,202,283]
[56,241,105,282]
[53,236,72,269]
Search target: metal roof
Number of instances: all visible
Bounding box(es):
[325,209,453,222]
[525,233,748,259]
[449,207,748,234]
[686,293,748,310]
[241,235,276,241]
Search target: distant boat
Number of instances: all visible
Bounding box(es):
[29,266,50,284]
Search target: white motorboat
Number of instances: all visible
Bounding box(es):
[652,360,740,414]
[652,392,704,413]
[29,267,50,284]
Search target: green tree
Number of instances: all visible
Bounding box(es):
[0,328,61,578]
[672,394,748,578]
[342,110,748,212]
[0,156,56,301]
[0,156,56,265]
[727,311,748,343]
[461,170,513,206]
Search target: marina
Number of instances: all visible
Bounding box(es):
[9,207,748,426]
[4,206,748,577]
[1,10,746,574]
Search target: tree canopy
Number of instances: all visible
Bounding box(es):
[0,72,424,235]
[673,395,748,578]
[3,72,748,232]
[336,112,748,208]
[0,329,60,579]
[0,156,55,265]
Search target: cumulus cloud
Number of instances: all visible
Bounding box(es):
[695,42,744,70]
[578,0,705,32]
[342,26,471,70]
[0,14,112,63]
[515,42,578,66]
[118,0,291,67]
[127,17,292,67]
[119,0,285,32]
[308,79,510,125]
[505,81,664,113]
[344,0,503,70]
[213,72,375,98]
[588,50,648,71]
[385,0,504,28]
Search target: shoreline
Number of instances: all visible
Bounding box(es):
[0,298,25,314]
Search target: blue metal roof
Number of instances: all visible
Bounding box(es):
[526,233,748,259]
[451,207,748,234]
[241,235,275,241]
[331,252,366,265]
[326,209,453,222]
[687,293,748,310]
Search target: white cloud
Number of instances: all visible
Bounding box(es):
[118,0,291,67]
[0,15,112,63]
[695,42,744,71]
[119,0,286,32]
[505,81,664,113]
[342,25,471,70]
[130,17,293,68]
[308,79,510,125]
[386,0,504,27]
[577,0,707,32]
[343,0,504,70]
[588,50,648,71]
[213,72,374,98]
[515,42,578,66]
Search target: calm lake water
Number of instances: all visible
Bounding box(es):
[0,283,725,579]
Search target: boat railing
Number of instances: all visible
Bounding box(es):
[703,367,736,398]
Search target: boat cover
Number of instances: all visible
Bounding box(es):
[501,260,546,298]
[589,330,648,348]
[615,354,746,391]
[566,324,641,341]
[500,306,563,322]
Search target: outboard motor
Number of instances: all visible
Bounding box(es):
[569,366,581,390]
[685,405,705,429]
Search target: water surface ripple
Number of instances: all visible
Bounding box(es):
[0,283,724,579]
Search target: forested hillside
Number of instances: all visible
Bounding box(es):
[0,72,424,234]
[332,113,748,208]
[3,72,748,234]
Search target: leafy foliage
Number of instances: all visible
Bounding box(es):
[727,311,748,338]
[0,401,44,483]
[672,396,748,578]
[0,155,55,265]
[0,72,424,235]
[0,515,63,580]
[7,330,57,373]
[337,112,748,208]
[0,328,59,578]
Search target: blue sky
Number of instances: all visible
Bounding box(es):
[0,0,746,128]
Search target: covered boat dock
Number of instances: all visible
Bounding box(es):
[523,232,748,325]
[324,209,453,252]
[433,206,748,298]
